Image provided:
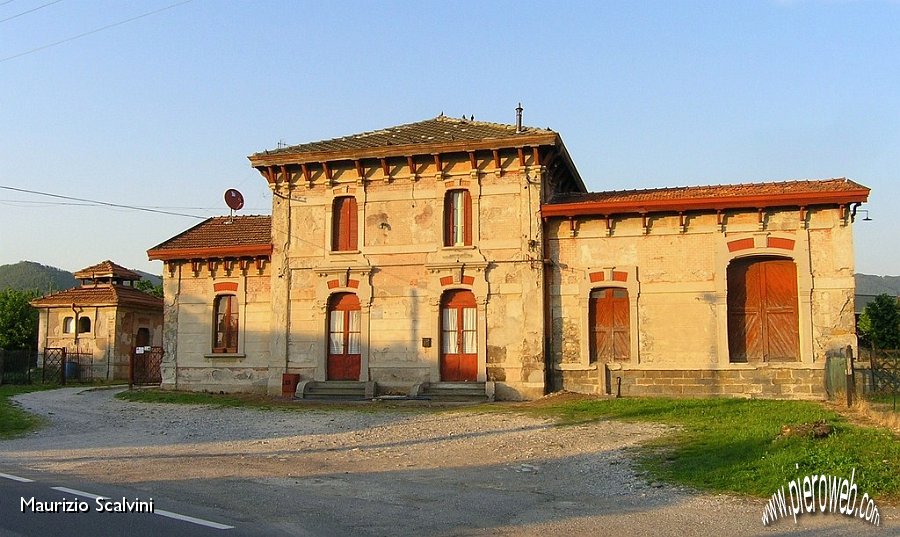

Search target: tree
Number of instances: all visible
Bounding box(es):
[858,294,900,349]
[135,279,163,299]
[0,289,40,350]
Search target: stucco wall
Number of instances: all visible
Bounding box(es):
[35,302,162,380]
[549,206,857,399]
[161,262,272,392]
[270,152,548,399]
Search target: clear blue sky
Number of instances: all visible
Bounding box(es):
[1,0,897,275]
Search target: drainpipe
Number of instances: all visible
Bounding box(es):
[541,216,553,395]
[71,303,81,350]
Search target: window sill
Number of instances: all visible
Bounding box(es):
[204,353,246,360]
[329,250,361,255]
[442,245,476,251]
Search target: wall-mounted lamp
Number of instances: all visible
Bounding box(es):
[850,204,872,223]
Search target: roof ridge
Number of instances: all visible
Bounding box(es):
[574,177,855,196]
[257,114,554,156]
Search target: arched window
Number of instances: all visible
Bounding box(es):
[332,196,359,251]
[78,316,92,334]
[213,295,239,353]
[327,293,361,380]
[440,289,477,381]
[63,316,75,334]
[727,257,799,362]
[444,189,472,247]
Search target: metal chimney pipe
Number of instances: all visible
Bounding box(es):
[515,103,523,133]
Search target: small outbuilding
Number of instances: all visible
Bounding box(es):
[30,260,164,380]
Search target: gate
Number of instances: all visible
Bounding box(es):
[130,346,163,387]
[42,347,66,384]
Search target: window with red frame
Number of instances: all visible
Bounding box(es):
[332,196,358,251]
[444,189,472,247]
[213,295,238,353]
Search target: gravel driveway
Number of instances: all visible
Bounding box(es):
[1,387,894,536]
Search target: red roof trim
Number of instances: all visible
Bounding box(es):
[541,189,870,218]
[147,244,273,261]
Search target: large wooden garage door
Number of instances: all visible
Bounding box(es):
[727,257,799,362]
[590,288,630,362]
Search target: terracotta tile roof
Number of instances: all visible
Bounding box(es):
[543,178,870,217]
[31,284,163,310]
[252,115,554,158]
[73,260,142,281]
[147,215,272,261]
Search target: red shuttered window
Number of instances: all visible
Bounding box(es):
[332,197,358,251]
[444,190,472,247]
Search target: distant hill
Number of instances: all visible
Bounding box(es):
[0,261,77,292]
[0,261,161,293]
[134,270,162,287]
[855,274,900,297]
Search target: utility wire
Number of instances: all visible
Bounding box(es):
[0,185,206,219]
[0,198,267,211]
[0,0,62,24]
[0,1,20,7]
[0,0,193,63]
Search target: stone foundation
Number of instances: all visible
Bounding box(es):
[556,366,827,400]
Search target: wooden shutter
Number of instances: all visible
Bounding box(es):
[333,197,358,251]
[444,192,455,247]
[332,198,343,251]
[463,190,472,246]
[346,197,358,250]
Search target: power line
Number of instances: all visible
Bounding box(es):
[0,1,20,7]
[0,0,193,63]
[0,0,62,24]
[0,185,206,219]
[0,198,267,211]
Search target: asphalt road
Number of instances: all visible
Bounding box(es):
[0,469,257,537]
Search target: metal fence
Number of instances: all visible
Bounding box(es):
[0,349,36,385]
[869,348,900,394]
[39,348,95,385]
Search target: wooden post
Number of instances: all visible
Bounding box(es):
[846,344,854,407]
[129,347,134,390]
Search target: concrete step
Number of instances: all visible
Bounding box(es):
[300,381,372,401]
[419,382,492,403]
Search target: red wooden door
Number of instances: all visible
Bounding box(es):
[327,293,361,380]
[440,290,477,381]
[727,257,799,362]
[590,288,630,362]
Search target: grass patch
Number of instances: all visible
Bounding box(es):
[513,396,900,501]
[0,384,55,438]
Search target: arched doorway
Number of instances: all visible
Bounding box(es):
[440,289,477,381]
[327,293,361,380]
[589,288,630,363]
[135,327,151,347]
[727,256,799,362]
